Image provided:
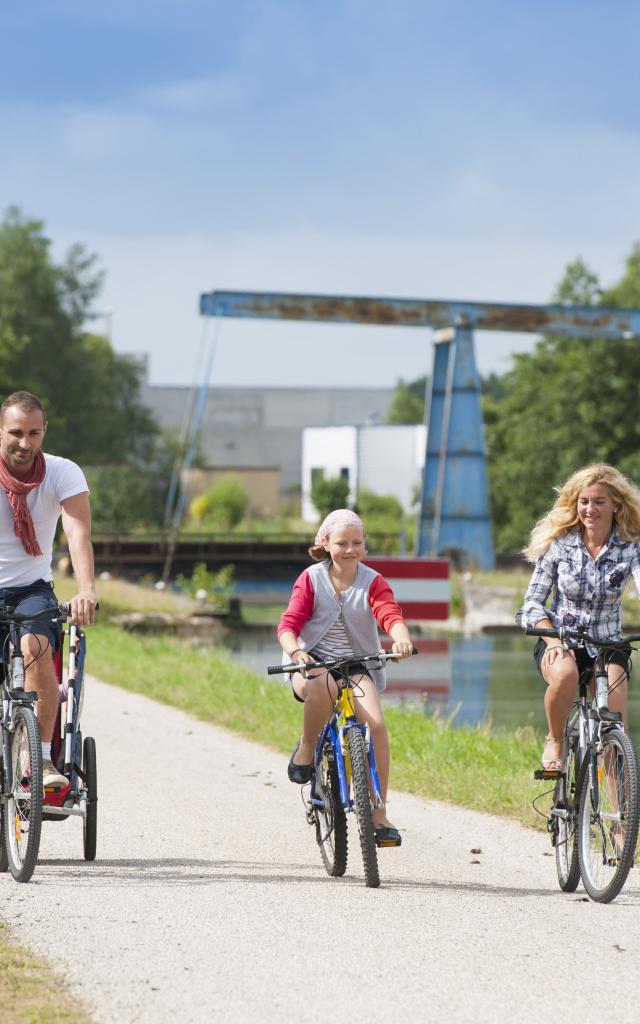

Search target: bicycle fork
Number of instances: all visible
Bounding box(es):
[309,718,384,814]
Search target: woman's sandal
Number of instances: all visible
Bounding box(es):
[541,735,563,773]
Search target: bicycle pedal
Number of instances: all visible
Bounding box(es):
[534,769,562,780]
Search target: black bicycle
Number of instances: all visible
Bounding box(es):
[529,625,640,903]
[0,601,71,882]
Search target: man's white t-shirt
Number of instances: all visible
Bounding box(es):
[0,454,89,588]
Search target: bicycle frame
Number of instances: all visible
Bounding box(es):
[311,681,383,815]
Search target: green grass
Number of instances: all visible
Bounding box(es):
[87,623,549,830]
[0,922,90,1023]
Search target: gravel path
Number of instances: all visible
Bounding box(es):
[2,677,640,1024]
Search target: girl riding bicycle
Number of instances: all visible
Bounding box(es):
[517,463,640,772]
[277,508,413,846]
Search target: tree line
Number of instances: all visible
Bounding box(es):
[386,244,640,555]
[0,207,173,530]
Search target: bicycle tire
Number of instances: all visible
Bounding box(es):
[313,741,347,877]
[0,759,8,872]
[82,736,97,861]
[577,728,640,903]
[346,728,380,888]
[555,727,580,892]
[5,706,43,883]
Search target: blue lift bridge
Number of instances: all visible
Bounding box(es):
[200,290,640,569]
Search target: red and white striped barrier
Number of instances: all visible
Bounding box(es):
[381,638,450,699]
[365,557,450,620]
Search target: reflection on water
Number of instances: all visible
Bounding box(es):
[222,629,640,735]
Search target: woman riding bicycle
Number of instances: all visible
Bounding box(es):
[517,463,640,772]
[277,509,413,846]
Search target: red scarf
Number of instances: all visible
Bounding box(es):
[0,450,46,556]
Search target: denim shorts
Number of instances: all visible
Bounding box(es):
[0,579,60,654]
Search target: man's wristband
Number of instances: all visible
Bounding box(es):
[288,647,304,658]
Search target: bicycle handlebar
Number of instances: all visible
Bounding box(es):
[267,647,417,676]
[525,626,640,648]
[0,601,83,625]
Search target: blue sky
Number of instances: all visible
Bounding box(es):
[2,1,639,387]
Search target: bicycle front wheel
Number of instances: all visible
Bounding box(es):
[313,741,347,877]
[5,707,43,883]
[555,727,580,892]
[346,728,380,889]
[577,729,640,903]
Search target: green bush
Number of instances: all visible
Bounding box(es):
[193,474,248,530]
[176,562,235,610]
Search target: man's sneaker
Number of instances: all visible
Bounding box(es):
[42,759,67,790]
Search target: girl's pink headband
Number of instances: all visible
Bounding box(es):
[314,509,363,546]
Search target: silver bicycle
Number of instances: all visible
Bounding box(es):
[530,625,640,903]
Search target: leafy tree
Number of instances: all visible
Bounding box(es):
[551,256,602,306]
[486,244,640,553]
[0,206,156,464]
[602,243,640,308]
[310,472,350,519]
[386,376,427,424]
[86,466,155,532]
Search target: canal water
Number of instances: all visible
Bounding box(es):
[221,629,640,736]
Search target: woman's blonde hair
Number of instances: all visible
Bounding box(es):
[523,463,640,562]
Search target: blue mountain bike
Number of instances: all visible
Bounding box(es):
[269,650,402,889]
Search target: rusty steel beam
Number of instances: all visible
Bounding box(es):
[200,289,640,340]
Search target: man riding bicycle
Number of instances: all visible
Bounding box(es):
[0,391,97,789]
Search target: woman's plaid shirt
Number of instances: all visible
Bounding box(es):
[516,526,640,648]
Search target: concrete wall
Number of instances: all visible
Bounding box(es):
[142,384,393,489]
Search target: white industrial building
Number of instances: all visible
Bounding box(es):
[302,424,427,520]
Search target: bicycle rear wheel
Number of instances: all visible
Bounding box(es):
[0,760,7,872]
[313,741,347,877]
[555,726,580,892]
[577,728,640,903]
[5,707,43,883]
[346,728,380,888]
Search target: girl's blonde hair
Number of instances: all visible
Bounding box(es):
[524,463,640,562]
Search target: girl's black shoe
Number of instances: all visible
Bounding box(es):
[287,742,313,784]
